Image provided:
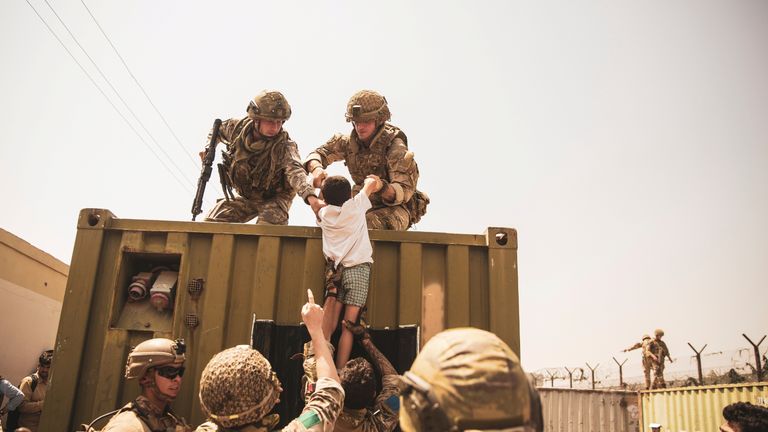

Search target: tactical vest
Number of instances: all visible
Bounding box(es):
[346,123,407,186]
[223,118,292,199]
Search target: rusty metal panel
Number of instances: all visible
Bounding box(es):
[640,382,768,431]
[538,388,640,432]
[41,209,518,432]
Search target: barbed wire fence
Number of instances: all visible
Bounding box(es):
[532,333,766,390]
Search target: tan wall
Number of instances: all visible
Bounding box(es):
[538,388,640,432]
[0,229,68,386]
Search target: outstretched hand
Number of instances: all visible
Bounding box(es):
[342,319,370,340]
[302,289,324,333]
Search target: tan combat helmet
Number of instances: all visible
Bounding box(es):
[247,90,292,122]
[400,328,539,432]
[345,90,391,123]
[655,329,664,337]
[125,338,185,380]
[198,345,282,429]
[642,334,651,340]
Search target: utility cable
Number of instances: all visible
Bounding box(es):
[41,0,194,190]
[23,0,194,195]
[79,0,201,170]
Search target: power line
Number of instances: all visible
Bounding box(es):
[79,0,201,170]
[41,0,194,190]
[23,0,194,195]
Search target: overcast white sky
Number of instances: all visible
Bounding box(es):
[2,0,766,375]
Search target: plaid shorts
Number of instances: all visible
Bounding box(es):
[339,262,371,307]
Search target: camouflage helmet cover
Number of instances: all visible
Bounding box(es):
[198,345,282,429]
[654,329,664,336]
[247,90,291,122]
[125,338,185,380]
[642,334,651,340]
[400,328,532,431]
[345,90,391,123]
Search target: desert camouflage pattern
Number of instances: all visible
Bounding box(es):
[626,336,657,389]
[345,90,391,124]
[401,328,533,431]
[334,374,400,432]
[198,346,282,429]
[305,123,427,230]
[247,91,291,122]
[652,339,671,389]
[204,114,314,224]
[101,396,190,432]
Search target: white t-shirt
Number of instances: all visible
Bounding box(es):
[317,191,373,268]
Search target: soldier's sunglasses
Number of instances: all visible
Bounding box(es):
[156,366,185,379]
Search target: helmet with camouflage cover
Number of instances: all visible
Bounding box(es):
[642,334,651,340]
[125,338,185,380]
[345,90,391,123]
[655,329,664,337]
[198,345,282,429]
[400,328,538,432]
[247,90,292,122]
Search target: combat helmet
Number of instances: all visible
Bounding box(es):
[247,90,291,122]
[642,334,651,340]
[654,329,664,337]
[125,338,185,380]
[199,345,282,429]
[400,328,538,432]
[345,90,391,123]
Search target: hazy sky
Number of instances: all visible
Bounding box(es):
[2,0,766,375]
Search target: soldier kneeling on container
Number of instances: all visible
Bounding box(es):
[97,338,191,432]
[399,328,543,432]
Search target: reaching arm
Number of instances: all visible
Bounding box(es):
[302,290,340,383]
[624,342,642,352]
[343,320,397,376]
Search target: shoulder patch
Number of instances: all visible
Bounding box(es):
[385,395,400,412]
[298,410,321,428]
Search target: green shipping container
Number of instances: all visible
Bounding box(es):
[40,209,519,431]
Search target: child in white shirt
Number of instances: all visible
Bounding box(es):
[315,174,383,369]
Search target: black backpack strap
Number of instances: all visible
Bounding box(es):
[30,374,39,393]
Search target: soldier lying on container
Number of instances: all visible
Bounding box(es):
[98,338,191,432]
[196,289,343,432]
[399,328,543,432]
[301,319,400,432]
[305,90,428,231]
[721,401,768,432]
[203,90,323,225]
[315,175,381,371]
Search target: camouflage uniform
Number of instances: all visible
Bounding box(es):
[205,91,315,225]
[305,90,427,231]
[197,345,344,432]
[101,396,190,432]
[625,335,657,390]
[301,342,399,432]
[652,339,671,389]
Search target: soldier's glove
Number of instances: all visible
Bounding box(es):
[343,319,370,341]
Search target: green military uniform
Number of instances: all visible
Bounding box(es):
[101,396,190,432]
[305,90,427,231]
[205,91,315,225]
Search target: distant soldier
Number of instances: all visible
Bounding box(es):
[399,328,542,432]
[99,338,191,432]
[623,334,658,390]
[203,90,323,224]
[651,328,673,389]
[305,90,428,231]
[196,290,343,432]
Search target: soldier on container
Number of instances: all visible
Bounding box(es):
[100,338,191,432]
[301,320,400,432]
[651,328,673,389]
[196,290,343,432]
[203,90,323,224]
[399,328,543,432]
[305,90,428,231]
[623,334,658,390]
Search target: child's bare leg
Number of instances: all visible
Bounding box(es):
[335,304,362,370]
[322,297,342,341]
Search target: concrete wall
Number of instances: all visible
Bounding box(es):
[0,228,68,387]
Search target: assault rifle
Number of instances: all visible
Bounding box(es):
[191,119,224,221]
